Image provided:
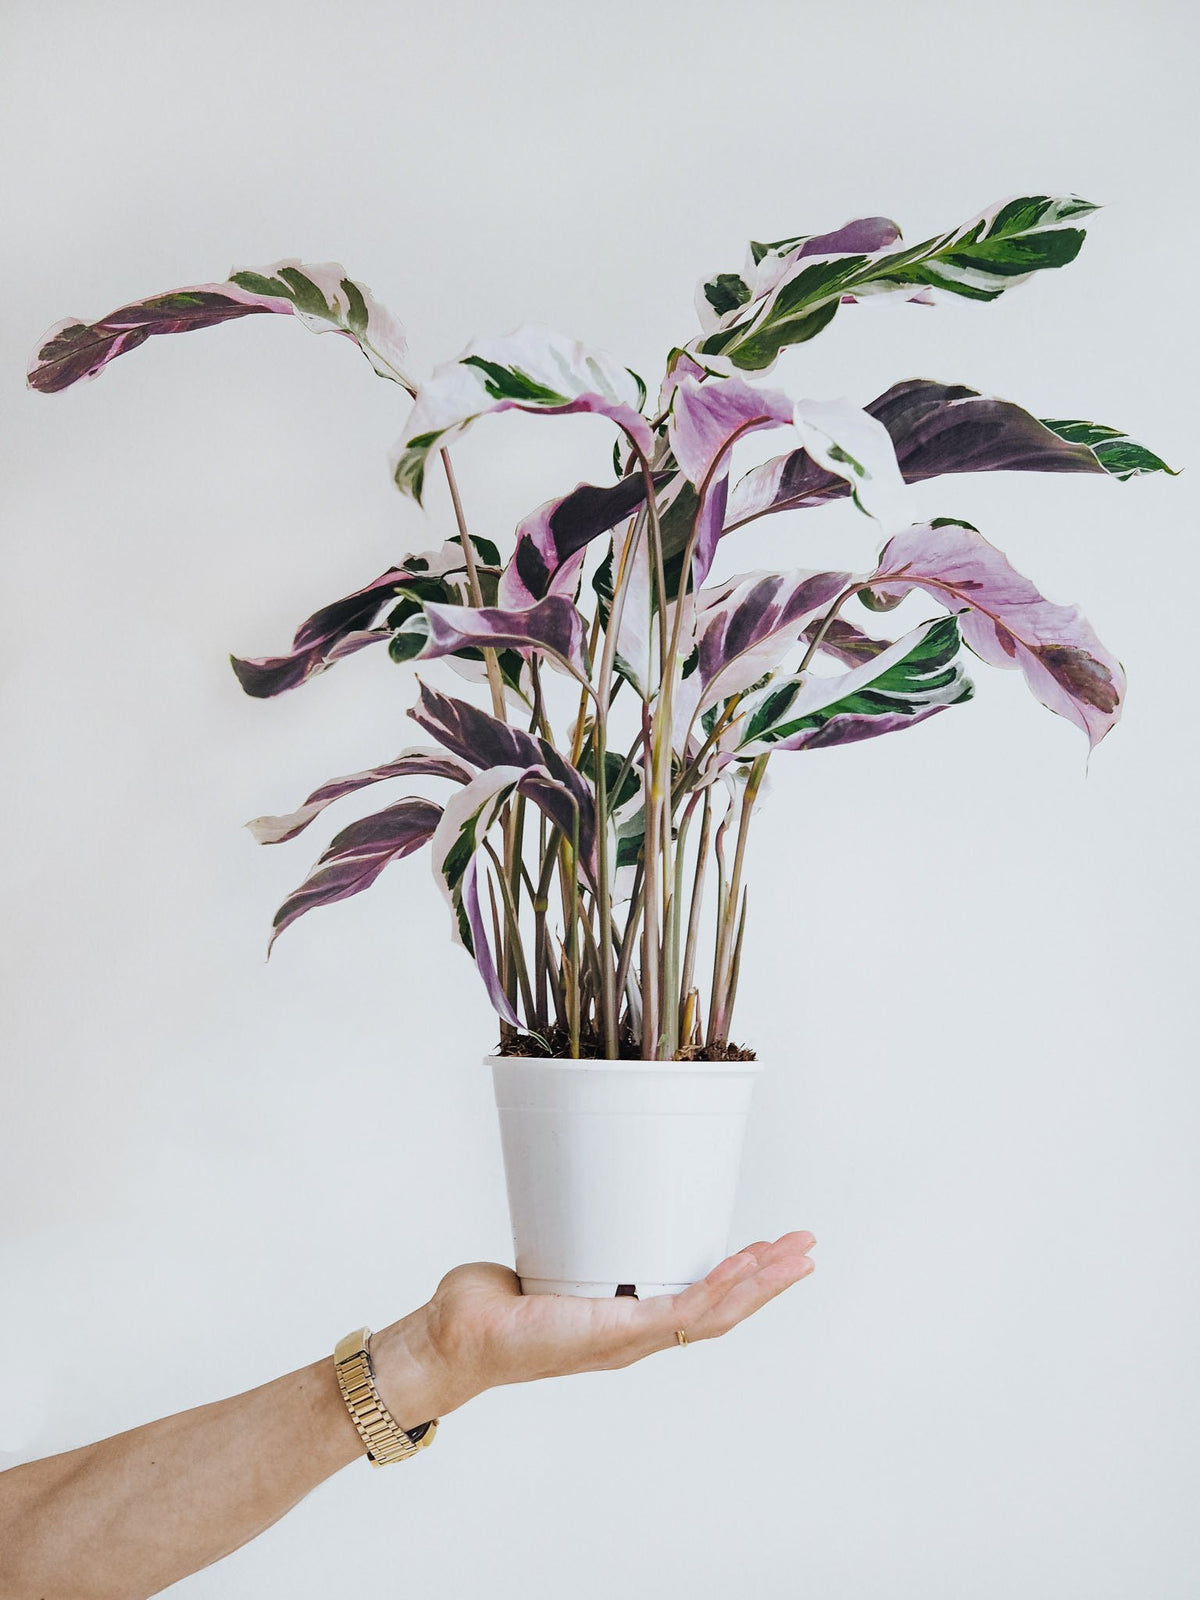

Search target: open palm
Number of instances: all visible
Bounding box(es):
[416,1232,816,1410]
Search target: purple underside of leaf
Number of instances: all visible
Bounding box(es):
[247,748,473,845]
[727,378,1108,527]
[229,566,413,697]
[765,703,951,753]
[268,797,442,951]
[29,262,412,394]
[797,616,892,666]
[498,472,663,606]
[865,520,1124,747]
[26,292,287,393]
[797,217,902,258]
[417,595,588,679]
[669,375,799,582]
[461,852,518,1026]
[410,682,597,869]
[695,568,852,699]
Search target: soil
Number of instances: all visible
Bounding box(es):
[492,1025,756,1062]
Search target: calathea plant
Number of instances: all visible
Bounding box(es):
[29,197,1174,1061]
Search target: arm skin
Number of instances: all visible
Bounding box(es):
[0,1232,814,1600]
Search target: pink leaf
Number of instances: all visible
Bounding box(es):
[864,519,1124,748]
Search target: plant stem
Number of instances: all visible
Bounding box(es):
[708,755,767,1045]
[639,697,661,1058]
[629,446,673,1058]
[723,888,749,1044]
[679,785,712,1023]
[484,841,536,1025]
[592,703,619,1059]
[439,446,519,1040]
[796,585,861,676]
[614,866,645,1022]
[565,805,581,1058]
[439,451,507,725]
[663,794,698,1056]
[569,612,602,765]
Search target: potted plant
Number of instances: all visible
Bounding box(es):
[29,194,1174,1296]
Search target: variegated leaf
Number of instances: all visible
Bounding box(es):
[409,683,596,870]
[429,768,521,1024]
[498,472,660,607]
[28,260,413,394]
[405,595,590,683]
[796,616,892,667]
[674,568,851,744]
[430,762,596,1023]
[231,568,409,698]
[697,216,903,331]
[392,326,653,502]
[727,378,1175,528]
[862,519,1124,747]
[670,376,905,578]
[1035,418,1178,482]
[231,536,500,697]
[735,615,972,754]
[268,797,441,952]
[691,569,852,705]
[246,747,473,845]
[698,196,1097,371]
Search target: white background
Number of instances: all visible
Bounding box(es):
[2,1,1197,1595]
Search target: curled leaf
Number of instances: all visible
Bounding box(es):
[247,748,472,845]
[268,797,441,951]
[409,595,590,684]
[736,615,972,754]
[728,378,1175,529]
[392,326,653,502]
[28,260,412,393]
[863,519,1125,747]
[698,196,1098,371]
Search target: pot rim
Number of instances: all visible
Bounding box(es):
[483,1053,762,1073]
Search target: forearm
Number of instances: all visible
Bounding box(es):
[0,1310,450,1600]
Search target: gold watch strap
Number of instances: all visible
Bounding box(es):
[333,1328,439,1467]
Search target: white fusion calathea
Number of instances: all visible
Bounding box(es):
[30,194,1177,1059]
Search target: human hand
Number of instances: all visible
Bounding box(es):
[374,1232,815,1424]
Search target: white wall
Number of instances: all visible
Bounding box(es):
[2,1,1197,1594]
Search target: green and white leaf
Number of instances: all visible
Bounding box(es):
[735,615,973,753]
[392,326,653,501]
[699,196,1098,371]
[1039,418,1179,481]
[228,260,414,386]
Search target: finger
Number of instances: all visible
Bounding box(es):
[692,1235,815,1337]
[625,1247,760,1349]
[635,1231,812,1347]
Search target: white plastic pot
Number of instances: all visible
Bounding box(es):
[487,1055,761,1297]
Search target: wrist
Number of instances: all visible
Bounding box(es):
[369,1304,481,1427]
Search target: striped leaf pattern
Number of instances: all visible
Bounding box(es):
[230,536,502,697]
[727,378,1175,529]
[268,797,442,952]
[687,568,852,711]
[28,260,413,394]
[863,519,1125,747]
[409,683,596,871]
[735,616,972,754]
[392,326,653,501]
[246,748,473,845]
[498,473,660,607]
[697,196,1097,371]
[430,763,594,1024]
[406,595,590,684]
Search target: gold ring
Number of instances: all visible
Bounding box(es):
[675,1329,688,1347]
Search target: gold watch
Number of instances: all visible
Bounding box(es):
[333,1328,439,1466]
